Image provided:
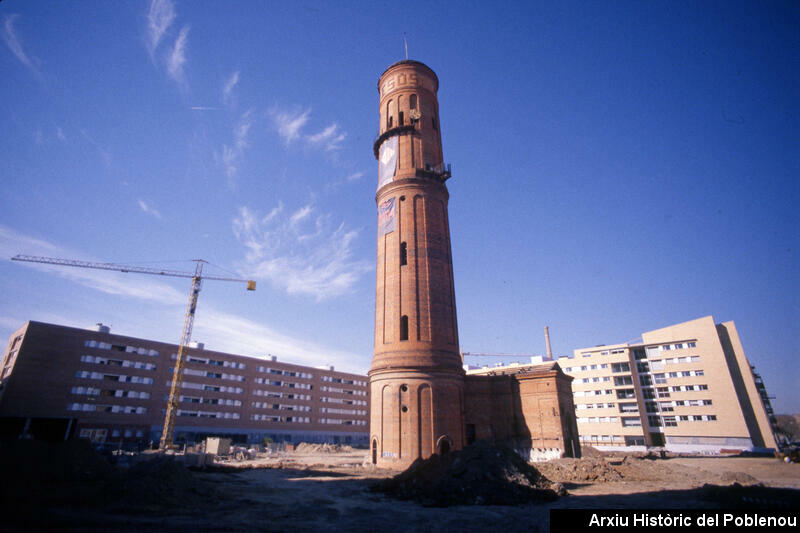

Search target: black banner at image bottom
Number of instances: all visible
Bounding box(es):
[550,509,798,533]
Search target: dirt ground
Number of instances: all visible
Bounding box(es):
[6,445,800,532]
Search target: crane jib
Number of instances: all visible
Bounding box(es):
[10,254,256,449]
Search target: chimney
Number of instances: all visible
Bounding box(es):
[544,326,553,359]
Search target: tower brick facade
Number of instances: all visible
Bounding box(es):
[369,60,464,467]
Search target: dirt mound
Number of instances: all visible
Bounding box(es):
[0,439,117,511]
[536,457,624,483]
[295,442,354,454]
[371,440,561,506]
[112,456,212,509]
[0,440,218,517]
[720,471,760,485]
[701,483,800,509]
[580,445,612,457]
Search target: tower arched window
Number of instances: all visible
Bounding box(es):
[410,94,417,109]
[398,96,404,125]
[400,315,409,341]
[386,100,393,129]
[400,242,407,266]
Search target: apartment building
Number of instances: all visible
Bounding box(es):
[0,321,369,446]
[559,316,778,453]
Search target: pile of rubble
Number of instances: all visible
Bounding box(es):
[295,443,355,454]
[110,455,211,509]
[371,440,563,506]
[535,456,624,483]
[0,439,215,517]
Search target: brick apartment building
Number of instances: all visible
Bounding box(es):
[0,321,369,447]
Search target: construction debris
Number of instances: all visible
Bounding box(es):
[371,440,562,506]
[294,442,355,453]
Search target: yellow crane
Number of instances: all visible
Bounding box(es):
[11,254,255,449]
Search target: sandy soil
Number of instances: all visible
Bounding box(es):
[12,449,800,532]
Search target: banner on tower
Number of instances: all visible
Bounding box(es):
[378,136,398,190]
[378,197,397,236]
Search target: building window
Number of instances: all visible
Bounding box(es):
[611,362,630,373]
[687,342,696,348]
[400,315,409,341]
[398,111,404,125]
[621,417,641,427]
[633,349,646,360]
[614,376,633,386]
[400,242,407,266]
[410,94,417,109]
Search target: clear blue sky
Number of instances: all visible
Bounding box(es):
[1,1,797,413]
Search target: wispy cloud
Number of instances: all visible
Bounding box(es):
[232,205,371,300]
[1,224,366,372]
[222,71,240,105]
[190,106,219,111]
[306,123,347,151]
[324,170,366,193]
[166,25,189,84]
[146,0,176,58]
[270,107,311,145]
[0,225,62,258]
[217,109,254,187]
[269,106,347,153]
[138,199,163,220]
[2,14,41,78]
[1,225,184,305]
[194,309,366,373]
[346,171,364,182]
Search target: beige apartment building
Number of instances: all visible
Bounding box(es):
[0,321,369,447]
[559,316,778,453]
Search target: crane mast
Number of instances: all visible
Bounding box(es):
[161,261,203,449]
[11,254,255,450]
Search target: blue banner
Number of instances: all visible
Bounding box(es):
[378,197,397,236]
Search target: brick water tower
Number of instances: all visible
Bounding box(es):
[369,60,464,467]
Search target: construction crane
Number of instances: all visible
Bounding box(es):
[11,254,256,449]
